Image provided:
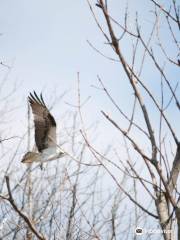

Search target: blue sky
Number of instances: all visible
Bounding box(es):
[0,0,154,93]
[0,0,179,157]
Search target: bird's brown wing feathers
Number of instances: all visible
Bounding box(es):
[28,91,56,152]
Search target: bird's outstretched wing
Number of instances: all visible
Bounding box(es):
[28,91,57,152]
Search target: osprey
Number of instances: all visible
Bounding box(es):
[21,91,65,165]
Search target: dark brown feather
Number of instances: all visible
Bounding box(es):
[28,91,56,152]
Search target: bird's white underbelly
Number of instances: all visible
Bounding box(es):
[42,147,57,155]
[37,147,65,163]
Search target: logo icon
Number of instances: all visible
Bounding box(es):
[135,227,143,235]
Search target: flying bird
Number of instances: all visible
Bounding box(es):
[22,91,65,166]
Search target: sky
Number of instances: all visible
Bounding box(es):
[0,0,155,95]
[0,1,179,238]
[0,0,179,157]
[0,0,131,145]
[0,0,178,165]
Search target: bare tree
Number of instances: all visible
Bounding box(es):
[0,88,129,239]
[0,1,179,240]
[84,0,180,239]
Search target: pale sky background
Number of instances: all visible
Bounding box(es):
[0,0,179,160]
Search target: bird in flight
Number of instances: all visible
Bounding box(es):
[21,91,65,166]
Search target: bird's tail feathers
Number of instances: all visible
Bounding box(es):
[21,151,40,163]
